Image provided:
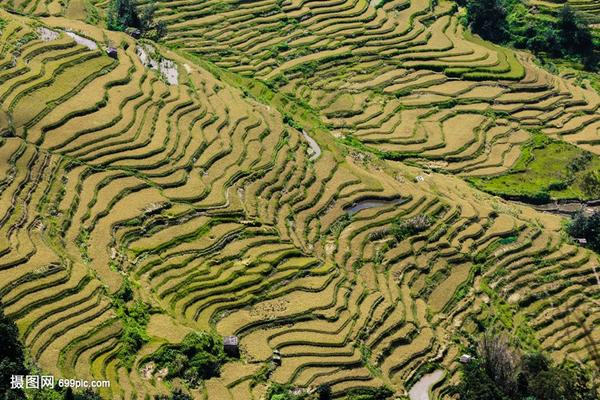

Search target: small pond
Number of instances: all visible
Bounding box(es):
[344,197,408,215]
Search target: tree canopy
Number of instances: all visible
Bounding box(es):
[459,0,597,69]
[455,332,599,400]
[0,303,28,400]
[106,0,139,32]
[568,211,600,253]
[106,0,167,39]
[149,331,226,387]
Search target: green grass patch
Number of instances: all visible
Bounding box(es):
[146,331,226,387]
[113,279,151,369]
[468,131,600,202]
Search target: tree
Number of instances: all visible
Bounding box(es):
[463,0,598,70]
[581,171,600,198]
[346,386,393,400]
[0,303,28,400]
[154,388,192,400]
[568,212,600,252]
[150,331,226,387]
[106,0,167,39]
[138,4,158,33]
[317,384,332,400]
[106,0,139,32]
[558,6,596,67]
[155,21,168,40]
[521,355,598,400]
[64,388,75,400]
[456,360,509,400]
[477,332,521,398]
[465,0,509,42]
[456,333,599,400]
[72,389,102,400]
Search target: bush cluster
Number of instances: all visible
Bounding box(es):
[149,331,226,387]
[457,0,597,69]
[0,304,28,400]
[567,211,600,253]
[106,0,167,40]
[113,280,151,369]
[390,214,432,243]
[456,332,598,400]
[264,383,392,400]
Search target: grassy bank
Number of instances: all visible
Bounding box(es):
[468,131,600,202]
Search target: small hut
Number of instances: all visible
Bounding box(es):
[223,336,239,357]
[106,46,118,59]
[272,354,282,366]
[459,354,474,364]
[126,27,142,39]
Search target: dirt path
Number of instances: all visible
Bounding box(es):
[302,130,321,160]
[409,370,445,400]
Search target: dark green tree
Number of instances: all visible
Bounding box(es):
[106,0,167,39]
[0,303,28,400]
[316,384,332,400]
[72,389,102,400]
[106,0,139,31]
[462,0,597,70]
[346,386,393,400]
[523,357,598,400]
[154,388,192,400]
[138,4,158,33]
[456,360,509,400]
[568,212,600,252]
[155,21,168,40]
[558,6,596,67]
[64,388,75,400]
[150,331,226,387]
[456,334,599,400]
[465,0,508,42]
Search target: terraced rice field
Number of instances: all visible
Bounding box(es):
[0,1,598,399]
[527,0,600,26]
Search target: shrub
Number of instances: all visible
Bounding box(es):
[567,212,600,252]
[154,388,193,400]
[455,333,599,400]
[462,1,598,69]
[390,214,432,243]
[106,0,139,31]
[0,303,28,400]
[265,383,307,400]
[317,384,332,400]
[113,296,151,369]
[346,386,394,400]
[149,331,226,387]
[106,0,167,39]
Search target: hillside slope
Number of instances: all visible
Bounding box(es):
[0,1,597,399]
